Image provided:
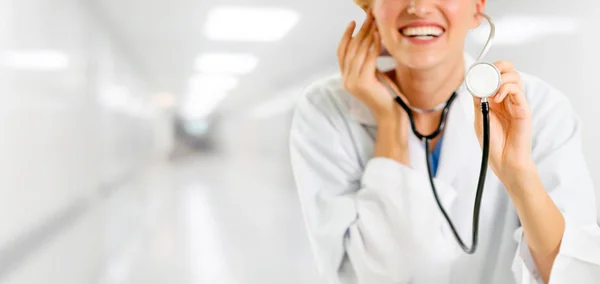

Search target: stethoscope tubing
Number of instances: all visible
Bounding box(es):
[421,101,490,254]
[378,72,491,254]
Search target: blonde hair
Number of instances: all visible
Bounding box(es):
[353,0,370,9]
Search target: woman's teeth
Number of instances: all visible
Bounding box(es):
[409,35,435,40]
[401,26,444,39]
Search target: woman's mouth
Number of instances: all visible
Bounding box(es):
[400,25,445,41]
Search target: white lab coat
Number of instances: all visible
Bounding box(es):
[289,53,600,284]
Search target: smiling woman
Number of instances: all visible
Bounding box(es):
[289,0,600,283]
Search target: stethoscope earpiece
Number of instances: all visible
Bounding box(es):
[466,62,501,99]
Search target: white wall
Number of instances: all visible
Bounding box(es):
[577,0,600,220]
[0,0,173,283]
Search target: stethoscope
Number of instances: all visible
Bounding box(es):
[377,14,501,254]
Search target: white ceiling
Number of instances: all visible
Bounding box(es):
[87,0,365,113]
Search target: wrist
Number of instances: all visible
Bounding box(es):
[501,161,539,194]
[374,106,401,122]
[374,113,409,164]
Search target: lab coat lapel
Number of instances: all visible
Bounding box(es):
[436,53,480,186]
[405,83,480,217]
[435,84,480,187]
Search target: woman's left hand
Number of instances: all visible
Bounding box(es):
[473,61,534,182]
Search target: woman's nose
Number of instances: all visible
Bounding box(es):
[407,0,433,16]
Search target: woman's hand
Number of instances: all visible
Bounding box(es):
[338,10,409,164]
[473,61,534,183]
[337,10,403,121]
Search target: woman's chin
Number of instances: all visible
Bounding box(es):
[394,52,445,70]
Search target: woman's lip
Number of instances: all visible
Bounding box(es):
[399,21,445,31]
[401,33,444,45]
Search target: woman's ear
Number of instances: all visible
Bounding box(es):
[471,0,487,28]
[476,0,487,13]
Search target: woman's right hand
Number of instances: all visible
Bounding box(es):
[338,10,410,164]
[337,10,403,121]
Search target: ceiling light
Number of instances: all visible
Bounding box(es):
[195,53,259,74]
[0,50,69,70]
[188,73,239,93]
[204,6,299,42]
[469,15,579,46]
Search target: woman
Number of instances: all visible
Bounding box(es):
[289,0,600,283]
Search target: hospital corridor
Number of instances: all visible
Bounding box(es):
[1,0,600,283]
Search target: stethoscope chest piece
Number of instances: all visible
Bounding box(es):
[466,62,501,99]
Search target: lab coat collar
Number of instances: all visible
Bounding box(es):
[351,53,481,187]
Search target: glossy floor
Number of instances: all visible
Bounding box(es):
[102,154,319,284]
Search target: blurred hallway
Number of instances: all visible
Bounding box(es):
[105,146,316,284]
[2,152,318,284]
[94,153,318,284]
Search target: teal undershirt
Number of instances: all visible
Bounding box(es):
[428,134,444,177]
